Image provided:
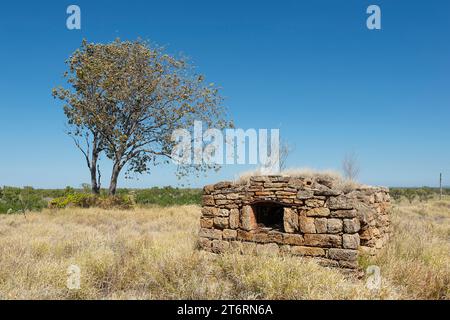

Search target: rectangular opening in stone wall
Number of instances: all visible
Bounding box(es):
[252,202,284,231]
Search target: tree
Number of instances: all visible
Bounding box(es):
[279,139,294,171]
[342,152,360,181]
[54,39,231,195]
[52,40,109,194]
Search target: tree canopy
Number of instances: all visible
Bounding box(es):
[53,39,231,194]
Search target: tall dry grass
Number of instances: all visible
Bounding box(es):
[0,198,448,300]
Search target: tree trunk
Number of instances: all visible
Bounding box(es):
[90,135,101,195]
[90,164,100,194]
[108,162,121,196]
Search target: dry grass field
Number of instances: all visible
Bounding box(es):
[0,198,448,300]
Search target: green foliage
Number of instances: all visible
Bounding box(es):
[49,193,96,209]
[49,193,133,210]
[134,187,201,207]
[0,186,47,213]
[390,187,440,203]
[53,39,232,195]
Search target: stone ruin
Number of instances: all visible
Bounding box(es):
[198,175,391,270]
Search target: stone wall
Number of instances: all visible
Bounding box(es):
[198,175,391,269]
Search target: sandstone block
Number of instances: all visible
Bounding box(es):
[283,207,298,233]
[213,217,229,229]
[342,234,360,249]
[328,248,358,261]
[213,181,232,189]
[283,234,304,246]
[253,232,269,243]
[212,240,230,253]
[237,230,254,242]
[200,218,213,229]
[268,231,284,244]
[240,205,257,231]
[203,184,215,194]
[330,209,357,218]
[291,246,325,257]
[313,185,342,196]
[229,209,239,229]
[305,198,325,207]
[202,195,215,206]
[306,207,330,217]
[201,206,218,217]
[344,218,360,233]
[327,218,343,234]
[326,196,353,210]
[314,218,327,233]
[304,234,342,247]
[199,228,222,240]
[299,216,316,233]
[223,229,237,240]
[197,238,212,251]
[226,193,240,200]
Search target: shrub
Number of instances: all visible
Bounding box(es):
[134,187,201,206]
[0,186,47,213]
[49,193,96,209]
[48,193,133,210]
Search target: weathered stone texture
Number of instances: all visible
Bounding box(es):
[199,175,391,269]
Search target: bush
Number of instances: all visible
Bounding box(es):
[49,193,96,209]
[48,193,133,210]
[0,186,47,213]
[134,187,201,206]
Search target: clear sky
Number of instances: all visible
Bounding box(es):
[0,0,449,189]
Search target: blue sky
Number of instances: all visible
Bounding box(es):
[0,0,449,189]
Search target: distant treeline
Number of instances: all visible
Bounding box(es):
[0,186,202,213]
[1,186,448,214]
[389,187,450,203]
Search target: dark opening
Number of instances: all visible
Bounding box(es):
[252,202,284,231]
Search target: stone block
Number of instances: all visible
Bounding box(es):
[229,208,239,229]
[328,248,358,261]
[283,233,304,246]
[299,216,316,233]
[200,218,213,229]
[211,240,230,253]
[305,207,330,217]
[305,198,325,207]
[199,228,222,240]
[327,218,343,234]
[342,234,360,249]
[213,217,229,229]
[304,234,342,247]
[283,207,298,233]
[202,195,215,206]
[240,205,257,231]
[314,218,327,233]
[223,229,238,240]
[344,218,360,233]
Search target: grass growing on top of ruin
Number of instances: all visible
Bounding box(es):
[0,199,448,299]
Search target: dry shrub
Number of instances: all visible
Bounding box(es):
[368,199,450,299]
